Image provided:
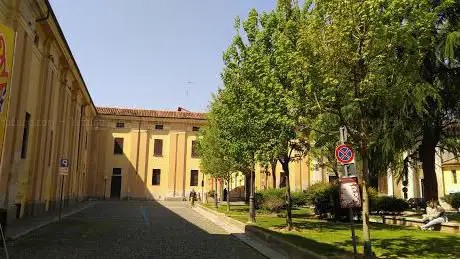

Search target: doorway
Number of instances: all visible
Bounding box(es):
[111,168,122,199]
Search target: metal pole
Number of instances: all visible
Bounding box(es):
[59,175,64,222]
[103,178,107,200]
[340,126,357,258]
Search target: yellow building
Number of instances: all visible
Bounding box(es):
[441,157,460,196]
[2,0,458,226]
[87,107,208,201]
[0,0,96,221]
[254,157,332,192]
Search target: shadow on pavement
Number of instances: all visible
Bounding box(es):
[3,200,265,259]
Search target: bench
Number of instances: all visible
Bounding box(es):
[371,215,460,234]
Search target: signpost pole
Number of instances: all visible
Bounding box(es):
[340,126,357,258]
[58,159,69,222]
[59,174,64,222]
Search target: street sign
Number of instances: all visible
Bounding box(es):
[339,176,361,208]
[59,159,69,175]
[335,144,355,164]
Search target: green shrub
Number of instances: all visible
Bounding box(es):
[305,183,381,220]
[372,196,408,214]
[445,192,460,209]
[254,192,263,209]
[304,182,335,205]
[256,188,286,212]
[304,182,337,218]
[291,191,308,207]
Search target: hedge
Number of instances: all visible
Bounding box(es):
[445,192,460,209]
[304,182,409,220]
[255,188,308,212]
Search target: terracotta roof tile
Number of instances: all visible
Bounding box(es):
[96,107,206,120]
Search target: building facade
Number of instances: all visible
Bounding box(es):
[87,107,208,201]
[1,0,459,225]
[377,149,460,202]
[0,0,96,221]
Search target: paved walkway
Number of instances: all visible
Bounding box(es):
[5,201,94,240]
[2,201,265,259]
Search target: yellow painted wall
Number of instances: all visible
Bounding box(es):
[254,155,326,192]
[0,0,96,220]
[89,117,208,200]
[443,165,460,195]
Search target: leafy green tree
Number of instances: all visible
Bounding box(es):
[229,1,312,229]
[413,0,460,201]
[197,123,235,212]
[218,27,272,221]
[304,0,437,256]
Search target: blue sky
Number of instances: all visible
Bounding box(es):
[49,0,277,112]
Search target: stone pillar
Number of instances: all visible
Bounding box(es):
[168,133,178,197]
[175,132,186,199]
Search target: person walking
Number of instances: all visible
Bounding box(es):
[189,189,197,207]
[223,188,228,202]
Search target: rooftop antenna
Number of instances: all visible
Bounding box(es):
[185,80,195,98]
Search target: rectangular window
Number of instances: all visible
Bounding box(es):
[191,140,198,158]
[48,131,53,167]
[453,170,457,184]
[20,112,31,159]
[155,124,163,130]
[113,138,124,154]
[113,168,122,175]
[152,169,161,185]
[154,139,163,157]
[190,170,199,186]
[116,122,125,128]
[192,126,200,132]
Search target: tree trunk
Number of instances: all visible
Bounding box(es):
[281,159,293,230]
[214,179,218,208]
[245,174,250,204]
[265,169,268,190]
[333,160,339,178]
[271,159,277,189]
[248,170,256,223]
[361,147,372,258]
[420,125,440,202]
[226,179,231,213]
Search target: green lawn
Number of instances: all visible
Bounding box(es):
[203,203,460,258]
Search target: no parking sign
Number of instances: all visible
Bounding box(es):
[335,144,355,164]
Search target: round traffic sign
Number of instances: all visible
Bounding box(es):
[335,144,355,164]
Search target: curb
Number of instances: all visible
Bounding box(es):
[7,202,95,241]
[195,204,327,259]
[194,205,287,259]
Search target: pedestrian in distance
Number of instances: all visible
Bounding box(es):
[189,189,197,207]
[223,188,228,201]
